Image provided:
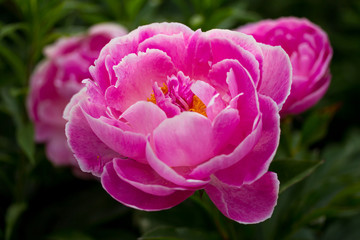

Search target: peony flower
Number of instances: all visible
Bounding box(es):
[238,17,332,115]
[64,22,292,223]
[27,23,127,168]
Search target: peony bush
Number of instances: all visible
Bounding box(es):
[64,22,292,223]
[238,17,333,115]
[27,23,127,168]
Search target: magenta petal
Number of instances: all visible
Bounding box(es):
[63,87,88,121]
[46,133,77,167]
[215,94,280,185]
[113,158,188,196]
[65,103,118,176]
[210,37,260,86]
[120,101,167,135]
[189,113,262,179]
[152,112,214,167]
[282,73,330,115]
[258,44,292,109]
[186,30,213,80]
[138,32,187,71]
[105,49,176,112]
[212,108,240,154]
[81,101,147,162]
[146,140,209,188]
[190,80,217,106]
[101,161,194,211]
[205,172,279,224]
[205,29,264,74]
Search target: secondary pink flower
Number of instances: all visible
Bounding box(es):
[64,22,292,223]
[238,17,332,115]
[27,23,127,168]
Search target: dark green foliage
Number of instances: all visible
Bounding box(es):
[0,0,359,239]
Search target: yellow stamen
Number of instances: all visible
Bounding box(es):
[147,83,168,104]
[189,95,207,117]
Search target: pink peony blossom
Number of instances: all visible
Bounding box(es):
[64,22,292,223]
[27,23,127,168]
[238,17,333,115]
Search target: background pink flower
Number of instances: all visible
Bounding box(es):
[27,23,127,168]
[64,22,292,223]
[238,17,333,115]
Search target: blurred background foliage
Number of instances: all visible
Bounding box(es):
[0,0,359,239]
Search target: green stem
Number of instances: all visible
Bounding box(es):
[191,191,232,240]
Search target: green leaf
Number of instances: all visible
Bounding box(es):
[124,0,146,19]
[270,159,323,193]
[5,202,27,240]
[300,104,340,146]
[0,43,27,84]
[0,23,27,40]
[16,122,35,165]
[140,226,219,240]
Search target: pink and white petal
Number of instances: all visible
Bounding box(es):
[138,32,187,71]
[206,93,226,121]
[209,37,260,86]
[105,49,176,112]
[190,80,217,106]
[89,34,138,92]
[136,22,194,44]
[65,103,118,176]
[189,115,262,180]
[281,73,330,115]
[146,140,209,188]
[205,172,279,224]
[185,30,213,80]
[215,94,280,185]
[205,29,264,75]
[101,161,194,211]
[258,43,292,109]
[152,112,214,167]
[63,87,88,121]
[119,101,167,135]
[81,101,147,162]
[212,108,240,154]
[113,158,188,196]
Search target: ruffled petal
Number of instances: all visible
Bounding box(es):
[101,161,194,211]
[105,49,176,112]
[215,94,280,185]
[189,112,262,179]
[81,101,147,162]
[205,172,279,224]
[138,32,187,71]
[65,103,118,176]
[113,158,189,196]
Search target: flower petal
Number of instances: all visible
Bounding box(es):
[258,43,292,109]
[101,161,194,211]
[119,101,167,135]
[146,140,209,188]
[105,49,176,112]
[113,158,188,196]
[152,112,214,167]
[281,73,330,115]
[205,172,279,224]
[215,94,280,185]
[65,103,118,176]
[81,100,147,162]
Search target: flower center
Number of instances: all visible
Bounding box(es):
[147,72,207,117]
